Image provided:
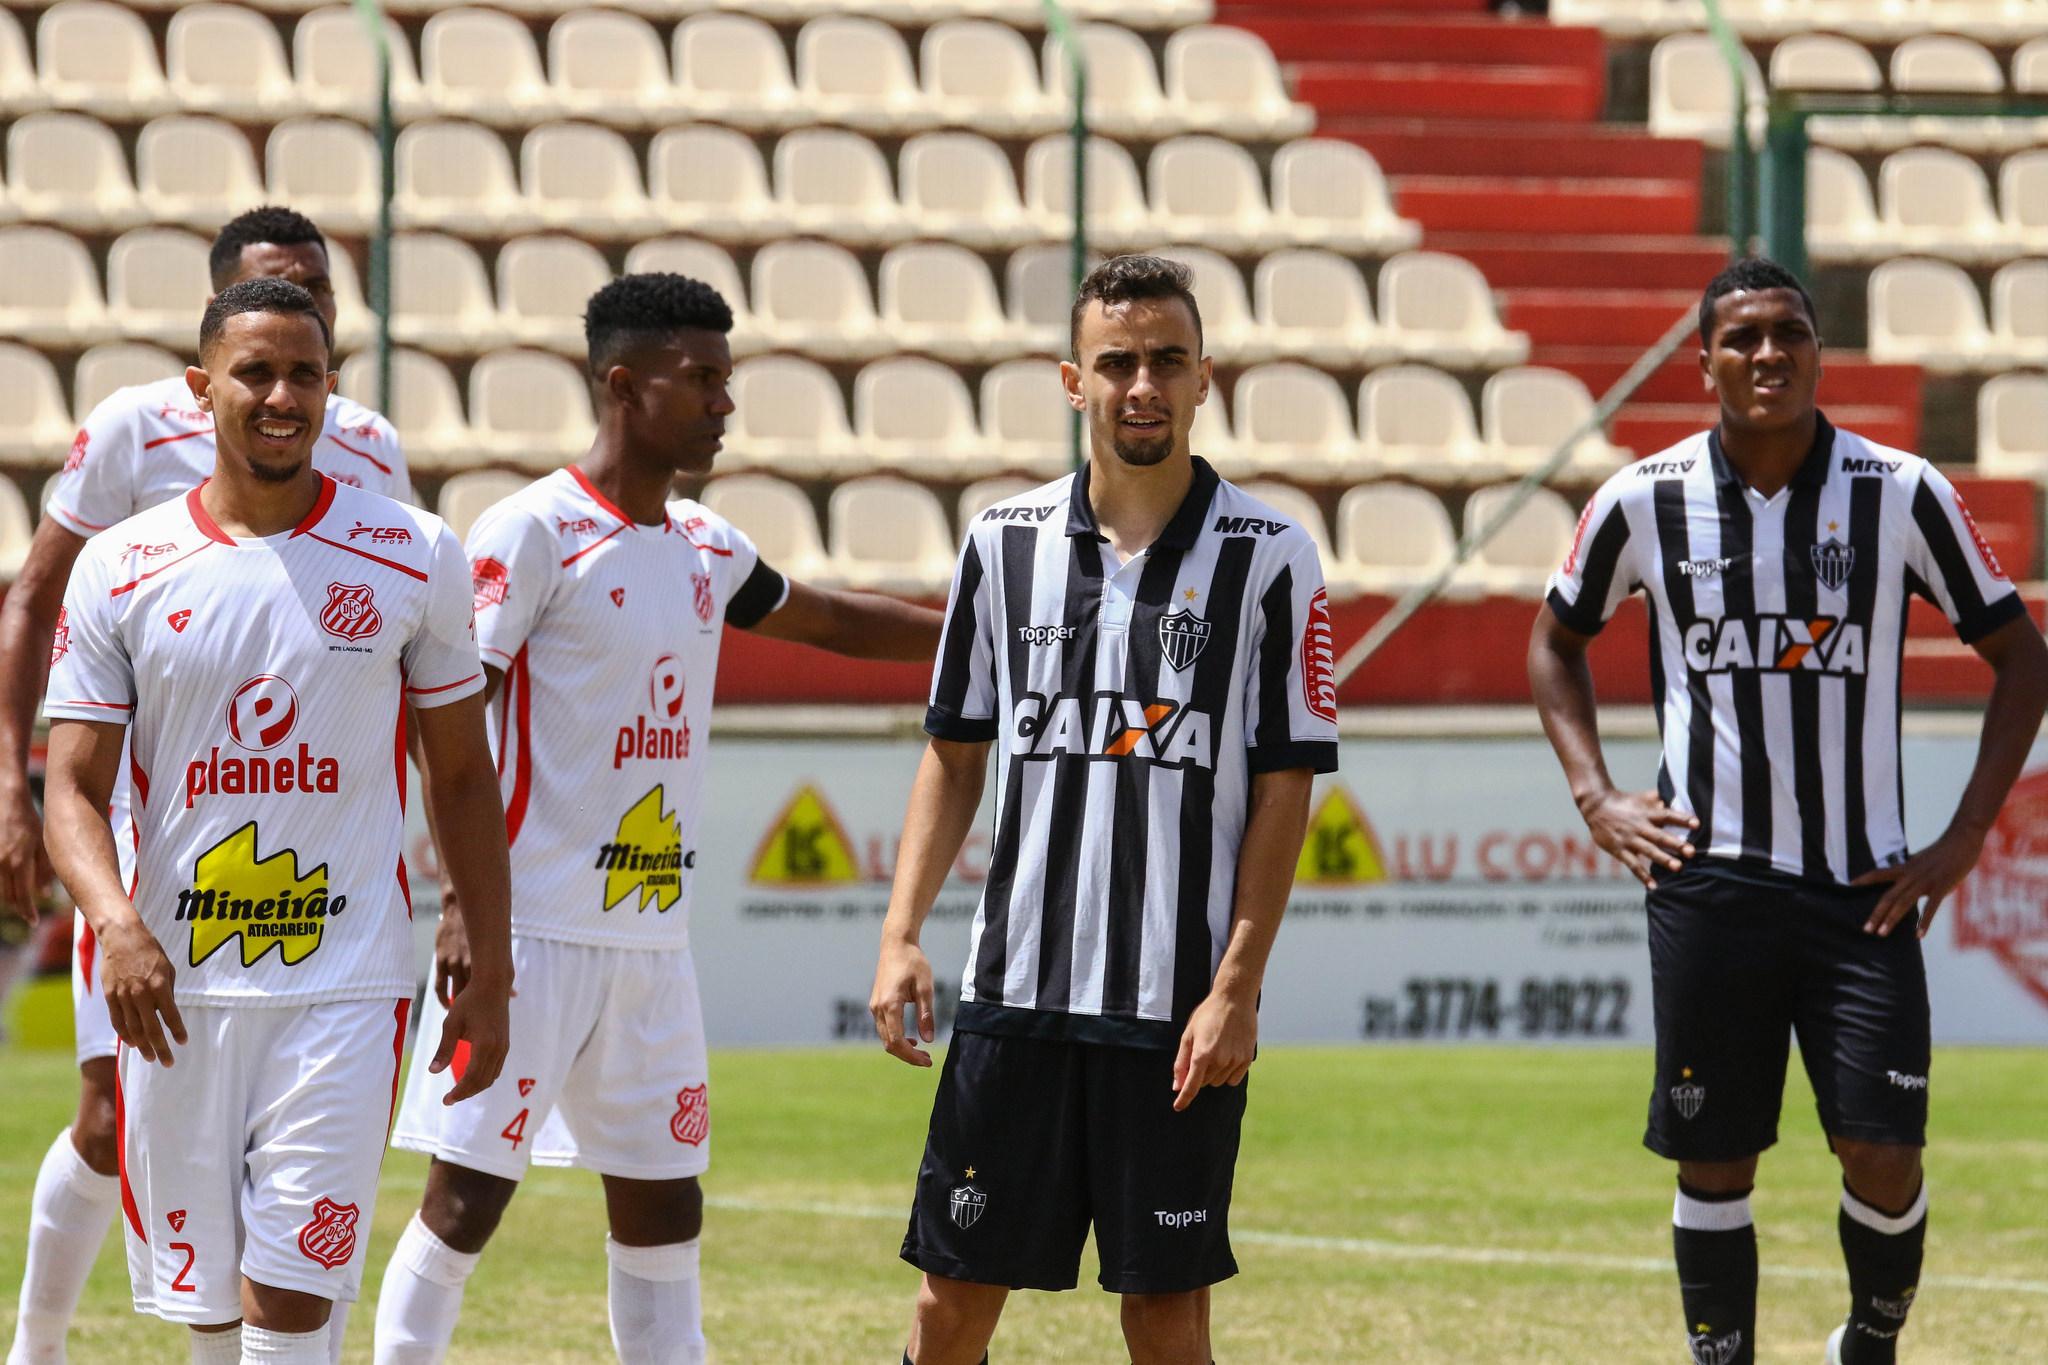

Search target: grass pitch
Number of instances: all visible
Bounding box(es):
[2,1043,2043,1363]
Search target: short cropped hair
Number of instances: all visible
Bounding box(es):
[583,272,734,378]
[198,277,332,359]
[209,206,327,290]
[1069,254,1203,358]
[1698,257,1819,347]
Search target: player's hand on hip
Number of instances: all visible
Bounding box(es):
[0,785,52,924]
[1173,991,1256,1113]
[1852,825,1984,939]
[870,936,935,1067]
[433,970,511,1104]
[98,917,185,1065]
[431,884,471,1007]
[1577,787,1697,889]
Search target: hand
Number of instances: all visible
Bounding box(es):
[1172,991,1257,1112]
[869,936,935,1067]
[1851,825,1985,939]
[1578,788,1697,889]
[97,916,185,1065]
[0,784,52,925]
[431,885,471,1007]
[430,963,509,1104]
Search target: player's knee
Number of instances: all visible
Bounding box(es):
[603,1174,704,1246]
[1676,1156,1760,1195]
[72,1062,120,1175]
[913,1273,1005,1341]
[420,1160,517,1253]
[1119,1289,1208,1362]
[1834,1137,1922,1207]
[241,1280,332,1333]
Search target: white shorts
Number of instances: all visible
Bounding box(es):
[392,935,710,1183]
[72,914,117,1065]
[116,997,410,1324]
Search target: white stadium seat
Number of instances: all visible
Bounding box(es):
[293,6,425,121]
[794,16,927,135]
[900,132,1042,249]
[1890,34,2010,152]
[0,226,115,347]
[1162,26,1314,141]
[671,14,804,132]
[1770,33,1886,149]
[74,342,179,419]
[1253,249,1388,369]
[37,1,175,119]
[1867,257,2011,372]
[879,244,1016,363]
[523,122,663,240]
[0,343,76,464]
[1148,136,1289,254]
[1806,147,1896,263]
[1269,139,1422,255]
[137,116,265,232]
[723,355,860,477]
[437,469,528,542]
[1157,245,1271,365]
[5,112,145,232]
[547,9,684,128]
[0,10,46,118]
[390,232,508,356]
[1377,252,1530,368]
[853,356,996,478]
[922,20,1064,136]
[1190,389,1239,471]
[339,348,473,473]
[772,128,916,247]
[1025,134,1157,251]
[1999,152,2048,255]
[622,236,760,354]
[498,235,613,355]
[1463,484,1577,598]
[826,477,955,595]
[1332,483,1457,599]
[1046,24,1174,141]
[700,475,831,584]
[1976,372,2048,478]
[749,240,887,361]
[1005,243,1093,355]
[106,228,212,351]
[1229,363,1361,480]
[267,118,380,236]
[1878,147,2009,262]
[166,4,296,120]
[1358,365,1490,482]
[420,7,556,126]
[468,348,594,470]
[980,357,1074,477]
[1481,367,1630,475]
[1648,33,1743,147]
[1991,260,2048,365]
[649,125,790,244]
[395,121,536,237]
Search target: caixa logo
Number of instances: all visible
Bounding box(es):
[1012,690,1214,769]
[1683,616,1868,675]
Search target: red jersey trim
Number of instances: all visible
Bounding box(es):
[560,523,627,568]
[114,1049,144,1242]
[406,673,481,697]
[142,427,209,452]
[326,434,394,478]
[301,530,430,582]
[185,486,234,545]
[110,538,216,597]
[386,998,411,1132]
[568,464,635,527]
[502,645,533,847]
[77,920,96,993]
[56,699,134,711]
[289,475,338,537]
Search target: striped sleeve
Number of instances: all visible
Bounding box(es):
[43,547,133,723]
[1244,537,1340,774]
[1545,474,1638,636]
[924,528,997,742]
[1905,465,2026,644]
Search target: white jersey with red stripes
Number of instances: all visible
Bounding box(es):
[44,476,482,1007]
[470,466,784,950]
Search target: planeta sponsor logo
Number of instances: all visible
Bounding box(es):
[186,676,340,809]
[614,655,691,769]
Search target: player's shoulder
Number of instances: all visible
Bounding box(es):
[322,391,401,451]
[470,467,580,539]
[963,475,1071,540]
[323,479,454,560]
[86,375,203,431]
[1588,431,1709,508]
[663,495,742,547]
[1208,474,1319,561]
[77,489,208,583]
[1828,424,1929,486]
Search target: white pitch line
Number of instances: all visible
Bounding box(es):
[703,1196,2048,1298]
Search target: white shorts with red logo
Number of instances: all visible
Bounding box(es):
[392,935,710,1183]
[116,997,409,1324]
[72,914,118,1064]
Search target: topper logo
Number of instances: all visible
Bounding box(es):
[649,654,685,720]
[226,676,299,752]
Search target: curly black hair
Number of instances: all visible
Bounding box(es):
[199,277,331,358]
[209,206,327,290]
[1698,257,1818,347]
[584,272,735,378]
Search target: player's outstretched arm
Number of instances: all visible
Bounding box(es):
[870,737,988,1066]
[0,519,89,921]
[45,716,185,1064]
[1855,611,2048,938]
[1529,603,1696,889]
[413,690,513,1104]
[745,579,946,662]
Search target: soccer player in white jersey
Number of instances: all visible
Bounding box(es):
[4,207,412,1365]
[38,277,512,1365]
[1532,259,2048,1365]
[375,273,943,1365]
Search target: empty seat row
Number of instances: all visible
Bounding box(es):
[0,5,1301,141]
[1867,256,2047,371]
[1977,371,2048,476]
[1560,0,2048,43]
[1808,146,2048,261]
[366,0,1214,27]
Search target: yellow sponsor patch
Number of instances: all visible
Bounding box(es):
[178,822,342,968]
[597,785,684,912]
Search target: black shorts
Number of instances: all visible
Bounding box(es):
[1644,861,1930,1161]
[900,1030,1246,1294]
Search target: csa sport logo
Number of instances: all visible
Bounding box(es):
[177,822,347,968]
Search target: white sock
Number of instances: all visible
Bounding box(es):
[189,1327,242,1365]
[241,1325,327,1364]
[8,1127,121,1365]
[605,1238,704,1365]
[372,1214,482,1365]
[324,1301,349,1365]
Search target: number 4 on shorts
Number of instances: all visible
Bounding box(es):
[502,1109,530,1149]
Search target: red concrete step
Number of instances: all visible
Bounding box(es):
[1431,234,1731,290]
[1533,348,1925,412]
[1332,120,1703,181]
[1949,476,2039,579]
[1296,62,1604,122]
[1612,404,1918,457]
[1504,288,1702,347]
[1242,16,1605,70]
[1396,177,1699,236]
[1216,0,1490,16]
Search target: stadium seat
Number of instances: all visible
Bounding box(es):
[772,128,916,247]
[1480,367,1630,476]
[293,7,426,121]
[137,116,265,232]
[749,240,887,361]
[5,113,146,232]
[0,227,114,347]
[980,357,1073,476]
[166,4,295,120]
[420,7,555,126]
[1462,484,1576,597]
[853,356,996,477]
[900,133,1042,249]
[1065,0,1216,28]
[1229,363,1361,481]
[958,475,1040,526]
[1269,139,1422,256]
[622,236,760,354]
[265,118,379,236]
[36,1,175,119]
[106,228,212,351]
[1767,33,1886,149]
[2018,34,2048,94]
[1157,245,1272,365]
[2000,152,2048,254]
[722,355,861,476]
[1024,134,1158,251]
[879,244,1015,363]
[74,342,179,419]
[1252,249,1388,369]
[0,475,34,578]
[698,474,831,584]
[523,122,663,240]
[1240,480,1335,567]
[1358,365,1490,482]
[1891,34,2010,151]
[339,348,473,472]
[1377,252,1530,369]
[321,235,374,354]
[1162,27,1314,141]
[794,17,928,135]
[1879,147,2008,262]
[1991,260,2048,364]
[546,9,684,128]
[1045,24,1175,141]
[468,349,593,470]
[395,121,536,237]
[922,20,1064,136]
[1005,243,1094,355]
[1806,147,1897,263]
[826,477,955,595]
[498,235,613,355]
[1147,136,1288,254]
[390,232,508,355]
[1976,372,2048,477]
[670,14,803,132]
[1331,482,1457,599]
[0,343,75,464]
[1647,33,1745,147]
[0,10,46,118]
[437,469,528,541]
[1866,257,2010,372]
[648,125,790,245]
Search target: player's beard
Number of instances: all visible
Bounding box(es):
[1110,426,1174,468]
[242,451,307,484]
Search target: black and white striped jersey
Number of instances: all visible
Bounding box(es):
[927,457,1340,1047]
[1549,415,2025,885]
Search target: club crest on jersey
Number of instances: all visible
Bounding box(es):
[597,785,687,913]
[472,557,509,610]
[1158,610,1210,672]
[671,1084,709,1145]
[1811,537,1855,593]
[1670,1081,1706,1120]
[65,428,88,473]
[49,607,68,665]
[691,572,715,624]
[319,583,381,641]
[297,1198,359,1270]
[177,823,345,968]
[950,1185,988,1230]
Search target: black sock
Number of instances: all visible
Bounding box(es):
[1837,1181,1927,1365]
[902,1355,988,1364]
[1672,1181,1757,1365]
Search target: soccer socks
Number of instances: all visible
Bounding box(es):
[8,1127,120,1365]
[189,1327,242,1365]
[1836,1181,1927,1365]
[604,1237,705,1365]
[372,1213,482,1365]
[1672,1183,1757,1365]
[240,1325,328,1364]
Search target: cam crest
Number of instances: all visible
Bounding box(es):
[1158,610,1210,672]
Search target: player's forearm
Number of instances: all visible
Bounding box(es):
[1950,622,2048,838]
[756,582,946,661]
[0,557,73,795]
[1529,618,1618,806]
[1211,767,1313,1004]
[427,767,512,980]
[881,739,988,945]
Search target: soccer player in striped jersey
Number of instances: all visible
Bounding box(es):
[1530,258,2048,1365]
[40,278,512,1365]
[870,255,1337,1365]
[373,274,942,1365]
[4,207,412,1365]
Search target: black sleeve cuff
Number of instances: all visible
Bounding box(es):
[1955,590,2029,645]
[924,706,997,742]
[1247,740,1339,775]
[1545,586,1608,637]
[726,559,788,630]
